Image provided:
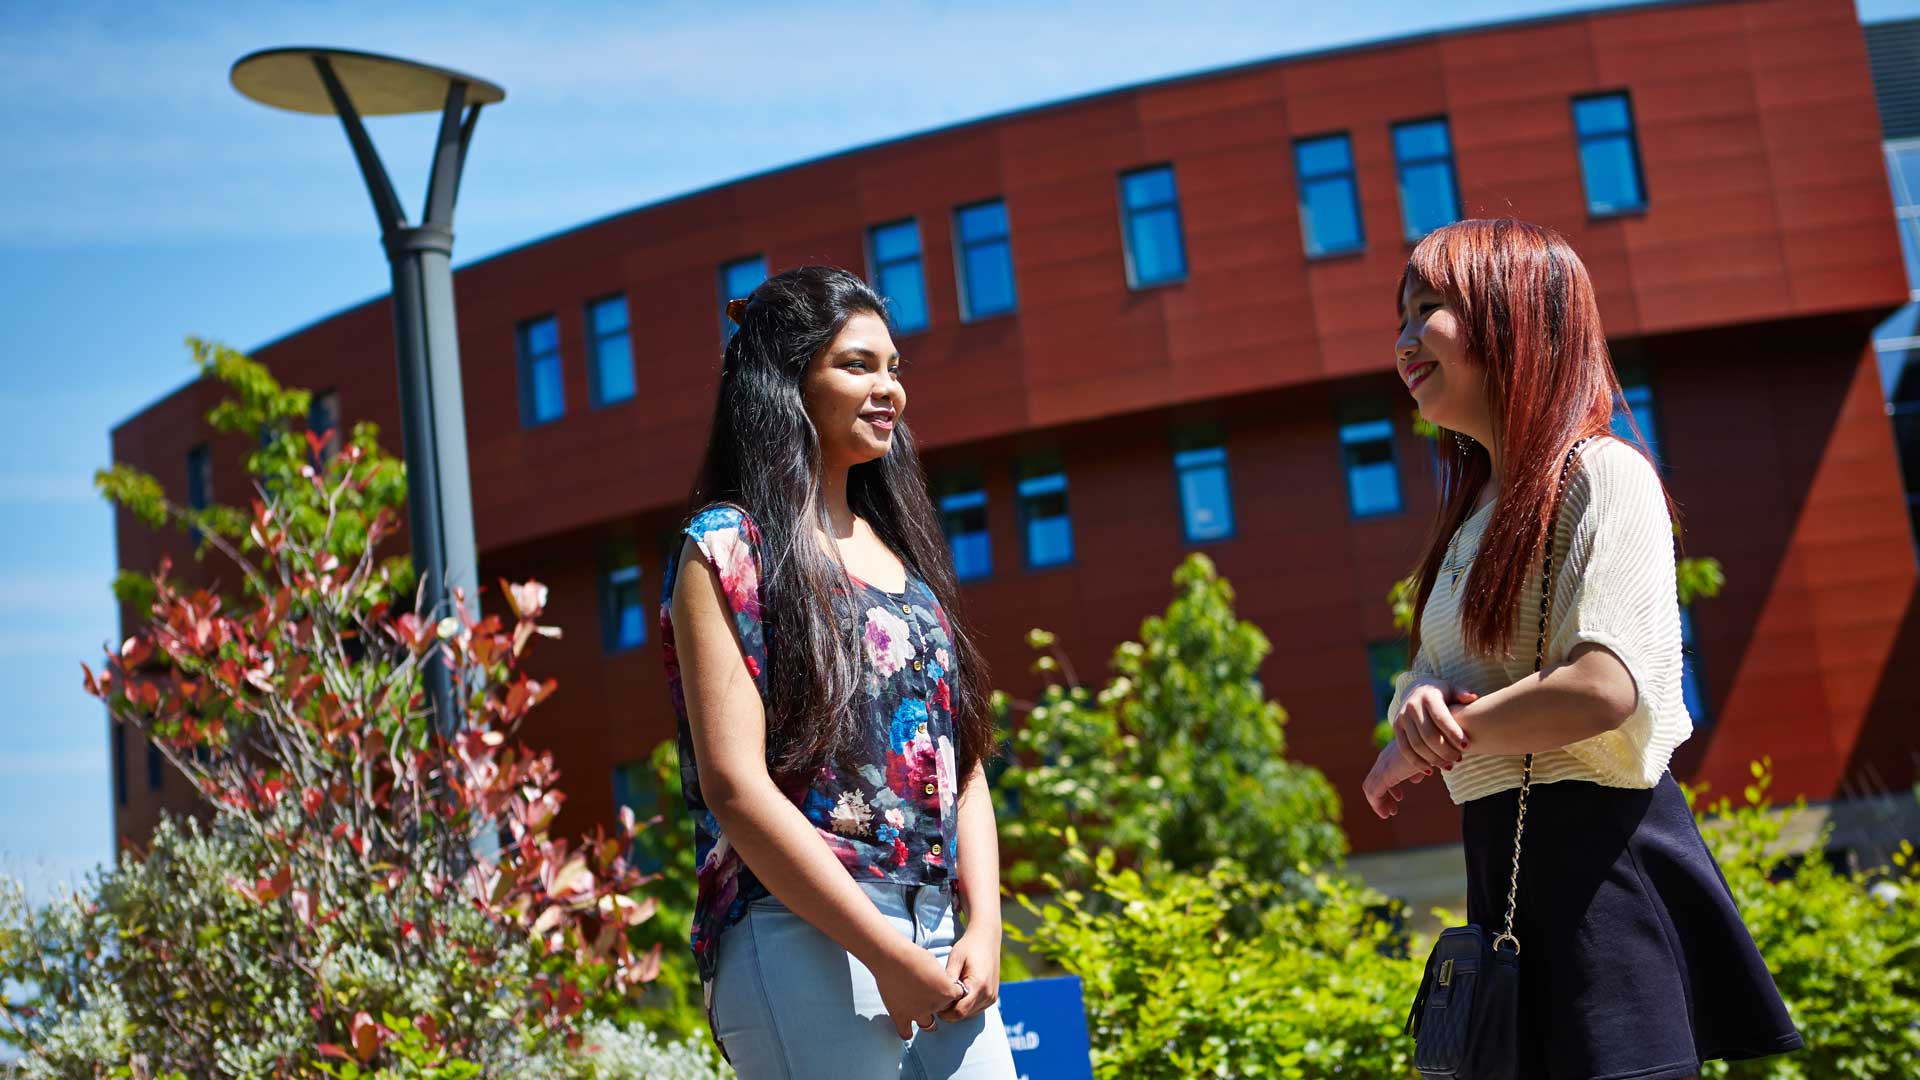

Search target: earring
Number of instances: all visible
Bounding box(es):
[1454,432,1473,452]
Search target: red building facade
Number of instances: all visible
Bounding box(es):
[112,0,1920,856]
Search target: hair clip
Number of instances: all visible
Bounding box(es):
[726,297,749,327]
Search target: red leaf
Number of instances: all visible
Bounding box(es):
[351,1010,381,1062]
[120,636,152,667]
[501,578,549,619]
[316,1042,351,1060]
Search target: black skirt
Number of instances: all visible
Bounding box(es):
[1462,772,1803,1080]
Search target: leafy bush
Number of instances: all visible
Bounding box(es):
[1698,765,1920,1079]
[0,341,670,1076]
[571,1020,731,1080]
[607,740,707,1041]
[1010,847,1417,1079]
[1012,763,1920,1080]
[992,554,1344,890]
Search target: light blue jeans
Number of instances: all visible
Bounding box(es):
[710,880,1017,1079]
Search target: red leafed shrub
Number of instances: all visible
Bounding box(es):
[10,339,669,1076]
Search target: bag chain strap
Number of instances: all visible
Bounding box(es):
[1493,435,1594,957]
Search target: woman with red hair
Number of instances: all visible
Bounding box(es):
[1365,219,1802,1079]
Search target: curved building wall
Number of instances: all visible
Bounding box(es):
[111,0,1920,855]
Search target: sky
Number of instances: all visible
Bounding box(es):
[4,0,1919,904]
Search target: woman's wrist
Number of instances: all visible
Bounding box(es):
[958,886,1001,936]
[856,923,925,973]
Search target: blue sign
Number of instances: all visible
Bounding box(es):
[998,975,1094,1080]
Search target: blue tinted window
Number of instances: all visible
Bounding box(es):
[719,256,768,341]
[1886,146,1920,294]
[1680,605,1709,729]
[1119,165,1187,287]
[1297,133,1365,257]
[1367,640,1406,723]
[869,219,929,333]
[1572,92,1646,215]
[1393,118,1460,240]
[610,760,663,873]
[1610,377,1663,468]
[186,444,211,510]
[112,725,127,806]
[956,200,1017,319]
[147,741,162,790]
[600,541,646,652]
[186,443,211,546]
[307,389,341,465]
[517,314,565,426]
[1341,416,1402,517]
[1174,444,1235,542]
[1017,467,1073,568]
[939,487,992,581]
[587,295,634,407]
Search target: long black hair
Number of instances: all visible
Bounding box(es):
[689,265,995,785]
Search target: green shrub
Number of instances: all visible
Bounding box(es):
[571,1020,731,1080]
[993,554,1344,891]
[1011,764,1920,1079]
[1010,846,1418,1079]
[1698,765,1920,1079]
[2,341,667,1077]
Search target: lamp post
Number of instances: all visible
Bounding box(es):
[231,48,504,739]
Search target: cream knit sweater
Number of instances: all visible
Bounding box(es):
[1388,436,1692,804]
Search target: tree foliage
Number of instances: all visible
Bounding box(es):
[2,340,669,1076]
[992,553,1345,890]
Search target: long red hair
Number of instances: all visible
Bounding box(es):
[1398,218,1666,662]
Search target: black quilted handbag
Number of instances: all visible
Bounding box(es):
[1404,437,1592,1080]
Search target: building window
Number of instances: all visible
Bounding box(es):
[611,759,664,873]
[1366,640,1406,723]
[1119,165,1188,288]
[1611,366,1663,468]
[186,443,211,545]
[516,314,565,426]
[1173,435,1235,543]
[307,389,341,465]
[1680,606,1710,730]
[1296,133,1366,257]
[599,539,646,653]
[112,725,127,807]
[1393,118,1460,241]
[1573,92,1647,216]
[719,255,768,342]
[955,199,1017,320]
[1017,458,1073,568]
[938,479,992,582]
[147,740,163,791]
[1878,337,1920,555]
[868,219,929,334]
[1883,142,1920,297]
[1340,414,1403,518]
[187,444,211,509]
[587,295,635,407]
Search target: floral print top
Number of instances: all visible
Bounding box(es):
[658,505,963,1021]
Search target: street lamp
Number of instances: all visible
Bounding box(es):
[231,48,504,738]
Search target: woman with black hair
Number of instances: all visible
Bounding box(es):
[661,266,1017,1077]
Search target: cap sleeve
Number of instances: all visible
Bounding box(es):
[1546,439,1691,785]
[677,505,770,695]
